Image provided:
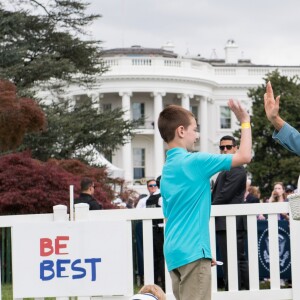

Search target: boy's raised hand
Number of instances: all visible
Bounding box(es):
[227,99,250,124]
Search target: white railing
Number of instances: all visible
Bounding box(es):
[214,68,237,76]
[210,202,299,300]
[102,56,300,80]
[0,202,299,299]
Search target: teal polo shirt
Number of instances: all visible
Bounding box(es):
[161,147,232,271]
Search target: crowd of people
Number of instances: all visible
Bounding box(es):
[75,82,300,299]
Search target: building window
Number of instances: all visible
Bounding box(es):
[132,103,145,125]
[191,105,198,117]
[190,105,200,131]
[220,106,231,129]
[102,103,112,112]
[133,148,145,179]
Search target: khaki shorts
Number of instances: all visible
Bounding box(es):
[170,258,211,300]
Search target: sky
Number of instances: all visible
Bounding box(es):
[86,0,300,66]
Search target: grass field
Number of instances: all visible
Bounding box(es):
[1,284,139,299]
[1,281,290,299]
[2,284,56,300]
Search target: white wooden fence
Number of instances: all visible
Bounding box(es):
[0,202,299,299]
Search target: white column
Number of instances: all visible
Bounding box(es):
[98,93,104,113]
[178,93,192,110]
[200,97,208,152]
[152,91,165,178]
[119,91,133,182]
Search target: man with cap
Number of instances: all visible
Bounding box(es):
[131,284,166,300]
[285,184,295,196]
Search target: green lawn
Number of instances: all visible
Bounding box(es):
[2,284,12,300]
[1,284,140,299]
[2,284,56,300]
[1,284,139,299]
[1,281,289,299]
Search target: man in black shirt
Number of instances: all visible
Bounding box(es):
[212,136,249,290]
[75,177,102,210]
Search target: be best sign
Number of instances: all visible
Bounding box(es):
[12,221,129,298]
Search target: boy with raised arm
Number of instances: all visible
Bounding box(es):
[158,100,252,300]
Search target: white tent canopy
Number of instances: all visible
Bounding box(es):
[74,146,124,179]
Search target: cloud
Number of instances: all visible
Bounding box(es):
[88,0,300,65]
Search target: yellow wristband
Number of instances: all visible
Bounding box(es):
[241,122,251,129]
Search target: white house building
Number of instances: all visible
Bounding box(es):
[60,40,300,187]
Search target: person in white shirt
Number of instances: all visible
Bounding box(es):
[136,178,165,290]
[136,179,162,208]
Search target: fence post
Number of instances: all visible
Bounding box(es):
[290,215,300,300]
[70,185,74,221]
[53,204,68,222]
[289,175,300,300]
[74,203,89,221]
[0,232,1,300]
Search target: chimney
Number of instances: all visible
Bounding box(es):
[162,41,175,52]
[224,39,238,64]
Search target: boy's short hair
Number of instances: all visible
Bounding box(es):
[158,105,195,143]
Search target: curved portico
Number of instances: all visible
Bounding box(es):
[95,88,212,183]
[66,45,300,184]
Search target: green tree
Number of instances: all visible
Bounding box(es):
[0,0,105,95]
[241,71,300,197]
[19,97,140,163]
[0,1,140,163]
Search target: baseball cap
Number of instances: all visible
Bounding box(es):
[286,185,294,192]
[131,293,158,300]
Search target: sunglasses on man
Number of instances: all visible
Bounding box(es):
[148,184,157,188]
[219,145,234,151]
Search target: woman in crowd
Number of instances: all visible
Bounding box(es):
[246,186,261,203]
[269,182,289,221]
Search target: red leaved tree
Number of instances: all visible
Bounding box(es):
[0,152,115,215]
[0,80,45,151]
[50,158,118,209]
